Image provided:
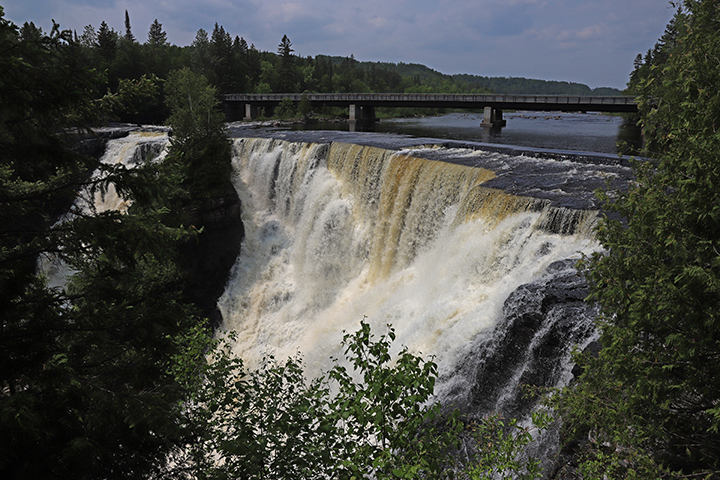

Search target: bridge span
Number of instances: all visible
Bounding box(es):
[222,93,637,128]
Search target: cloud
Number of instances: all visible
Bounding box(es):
[2,0,679,88]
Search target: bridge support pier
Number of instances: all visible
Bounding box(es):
[349,104,362,121]
[349,104,377,121]
[349,104,378,132]
[244,103,258,121]
[482,107,506,128]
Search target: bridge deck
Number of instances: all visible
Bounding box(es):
[223,93,637,113]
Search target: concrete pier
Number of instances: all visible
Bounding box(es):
[482,107,506,128]
[244,104,258,121]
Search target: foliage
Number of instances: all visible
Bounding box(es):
[463,410,552,480]
[298,92,313,118]
[0,9,201,479]
[163,67,231,201]
[275,96,297,118]
[166,320,556,480]
[557,1,720,477]
[169,321,463,479]
[327,321,462,479]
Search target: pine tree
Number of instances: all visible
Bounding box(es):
[147,18,167,46]
[211,23,233,93]
[79,24,96,49]
[123,10,135,42]
[145,19,169,79]
[191,28,212,80]
[96,20,117,62]
[237,36,248,57]
[276,34,296,92]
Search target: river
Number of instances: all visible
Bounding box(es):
[280,111,643,156]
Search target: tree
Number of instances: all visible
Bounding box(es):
[171,320,553,479]
[276,34,297,92]
[275,96,296,118]
[172,321,464,479]
[145,19,170,79]
[147,18,167,46]
[190,28,212,79]
[0,10,200,478]
[298,92,312,118]
[210,23,234,94]
[558,1,720,477]
[163,68,231,200]
[96,20,117,63]
[79,24,97,49]
[124,10,135,42]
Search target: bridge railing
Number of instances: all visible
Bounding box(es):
[223,92,636,106]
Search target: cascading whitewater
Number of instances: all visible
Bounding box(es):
[219,137,601,414]
[86,132,169,213]
[40,132,169,288]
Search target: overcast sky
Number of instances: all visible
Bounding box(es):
[3,0,677,89]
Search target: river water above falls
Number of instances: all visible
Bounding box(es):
[218,128,633,428]
[272,111,643,156]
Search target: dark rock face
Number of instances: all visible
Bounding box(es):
[179,182,244,327]
[468,259,598,421]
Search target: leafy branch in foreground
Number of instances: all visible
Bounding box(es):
[168,321,550,480]
[463,410,552,480]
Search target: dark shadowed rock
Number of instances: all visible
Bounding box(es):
[179,181,243,328]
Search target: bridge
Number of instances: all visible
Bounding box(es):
[222,93,638,128]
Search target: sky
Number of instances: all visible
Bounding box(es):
[3,0,677,89]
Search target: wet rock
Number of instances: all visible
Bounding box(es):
[468,259,598,420]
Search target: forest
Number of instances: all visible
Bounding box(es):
[2,0,720,478]
[40,12,622,123]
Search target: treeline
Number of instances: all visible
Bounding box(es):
[25,10,622,123]
[333,60,622,95]
[60,13,492,122]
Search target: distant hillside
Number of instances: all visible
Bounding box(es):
[318,55,623,95]
[452,74,622,96]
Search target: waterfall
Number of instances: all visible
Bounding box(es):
[218,137,601,417]
[86,131,169,213]
[40,131,169,289]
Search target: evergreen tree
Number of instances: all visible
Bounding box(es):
[96,20,117,63]
[190,28,213,80]
[145,19,170,79]
[124,10,135,42]
[245,42,262,90]
[237,35,248,57]
[147,18,167,46]
[210,23,233,94]
[79,24,97,49]
[276,34,296,92]
[0,9,199,478]
[558,1,720,477]
[230,35,248,93]
[18,21,42,42]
